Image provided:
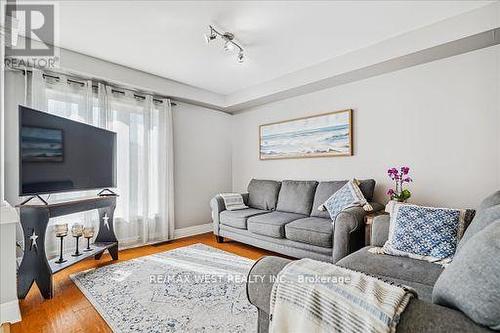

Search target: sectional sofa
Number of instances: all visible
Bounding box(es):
[246,191,500,332]
[211,179,383,263]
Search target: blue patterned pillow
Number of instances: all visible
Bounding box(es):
[319,179,373,221]
[382,204,468,264]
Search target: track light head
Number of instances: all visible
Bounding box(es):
[237,52,244,63]
[204,26,217,44]
[204,33,216,44]
[222,32,234,41]
[224,41,235,52]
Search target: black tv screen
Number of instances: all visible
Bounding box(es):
[19,106,116,195]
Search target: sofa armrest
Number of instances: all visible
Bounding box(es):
[332,206,369,263]
[246,256,292,315]
[371,215,390,247]
[370,202,385,212]
[210,193,250,235]
[398,298,492,333]
[210,195,226,235]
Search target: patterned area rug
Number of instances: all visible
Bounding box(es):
[71,244,257,332]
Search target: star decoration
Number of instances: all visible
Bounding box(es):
[102,213,110,229]
[29,230,39,252]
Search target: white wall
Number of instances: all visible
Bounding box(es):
[232,45,500,209]
[173,102,232,228]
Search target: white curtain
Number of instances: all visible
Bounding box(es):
[25,69,174,256]
[104,86,174,246]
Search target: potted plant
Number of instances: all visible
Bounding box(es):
[385,166,412,213]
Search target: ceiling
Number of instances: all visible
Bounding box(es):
[53,1,492,95]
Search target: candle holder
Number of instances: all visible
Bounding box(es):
[71,224,84,257]
[83,227,95,252]
[54,224,68,264]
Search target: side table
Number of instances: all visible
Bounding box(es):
[17,196,119,299]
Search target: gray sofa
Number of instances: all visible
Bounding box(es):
[246,191,500,332]
[211,179,383,263]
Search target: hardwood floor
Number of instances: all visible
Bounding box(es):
[11,233,283,333]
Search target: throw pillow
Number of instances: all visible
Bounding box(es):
[432,220,500,330]
[456,205,500,253]
[219,193,248,211]
[382,204,469,264]
[319,179,373,221]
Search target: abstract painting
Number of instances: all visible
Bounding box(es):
[260,109,352,160]
[21,126,64,162]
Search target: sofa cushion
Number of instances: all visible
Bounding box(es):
[219,208,269,229]
[285,217,333,248]
[247,179,281,210]
[398,299,494,333]
[276,180,318,215]
[433,220,500,330]
[457,191,500,252]
[337,246,443,286]
[382,278,434,302]
[247,211,306,238]
[311,179,375,218]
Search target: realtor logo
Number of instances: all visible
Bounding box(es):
[3,1,59,68]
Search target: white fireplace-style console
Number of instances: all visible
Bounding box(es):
[0,201,21,326]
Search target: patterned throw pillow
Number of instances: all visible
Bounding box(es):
[319,179,373,221]
[382,204,469,264]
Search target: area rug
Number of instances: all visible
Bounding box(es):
[70,243,257,332]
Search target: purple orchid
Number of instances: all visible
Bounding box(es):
[387,168,400,181]
[387,166,412,202]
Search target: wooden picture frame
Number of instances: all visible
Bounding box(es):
[259,109,353,160]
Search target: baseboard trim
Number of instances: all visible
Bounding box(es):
[0,300,21,325]
[173,223,212,240]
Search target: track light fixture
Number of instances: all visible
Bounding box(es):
[224,41,234,52]
[237,52,244,63]
[204,25,245,63]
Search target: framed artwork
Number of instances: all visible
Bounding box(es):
[21,126,64,162]
[259,109,353,160]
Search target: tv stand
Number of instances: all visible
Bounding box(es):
[97,188,117,197]
[19,194,49,206]
[16,196,119,299]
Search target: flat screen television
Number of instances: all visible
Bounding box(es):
[19,105,117,196]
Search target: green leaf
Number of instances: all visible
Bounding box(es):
[401,189,411,200]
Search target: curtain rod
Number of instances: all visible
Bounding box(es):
[43,73,167,104]
[10,68,177,106]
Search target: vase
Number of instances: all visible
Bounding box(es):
[385,199,406,214]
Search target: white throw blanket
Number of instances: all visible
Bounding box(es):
[219,193,248,211]
[269,258,416,333]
